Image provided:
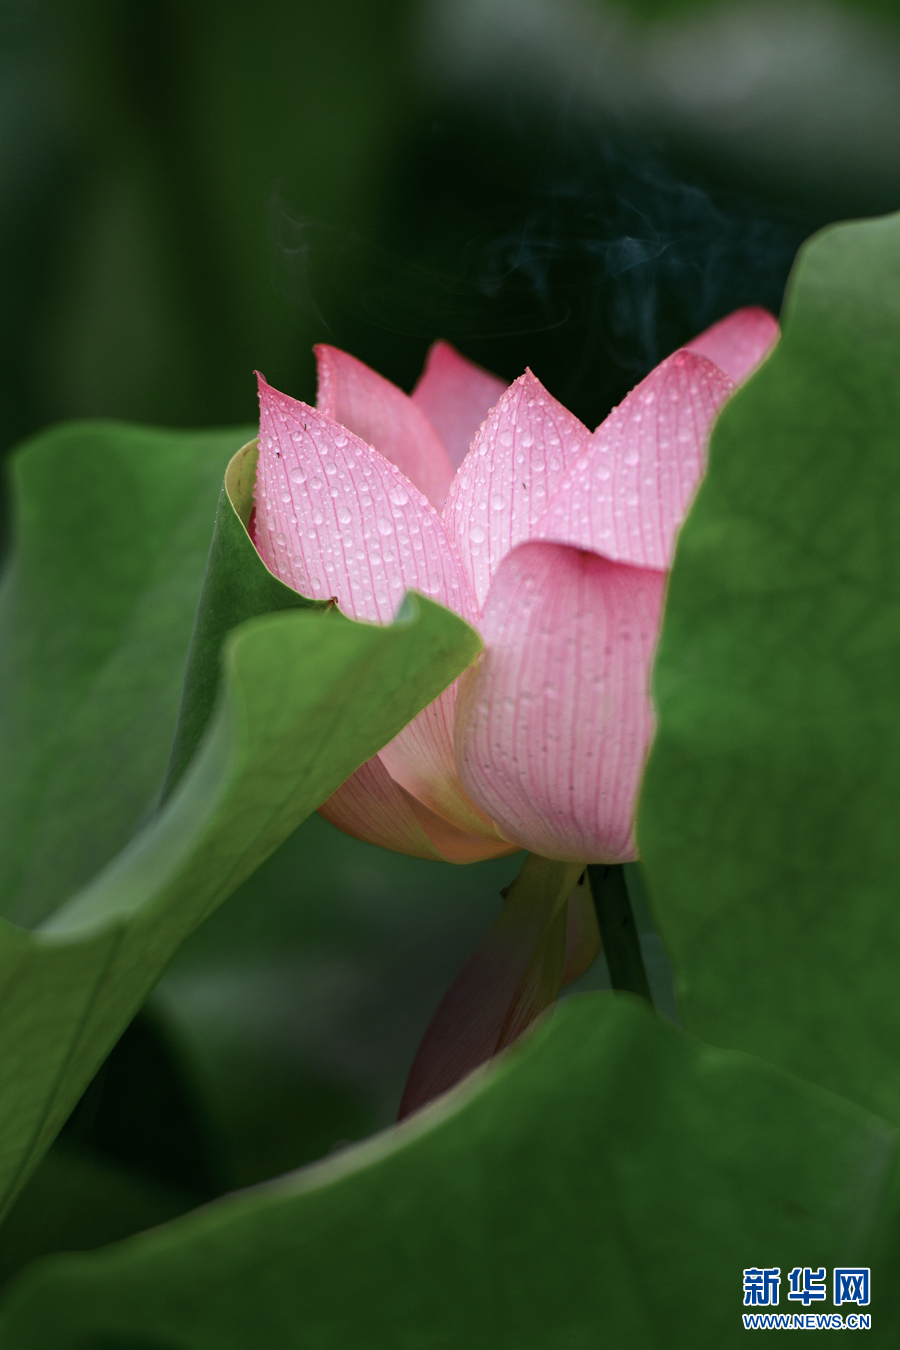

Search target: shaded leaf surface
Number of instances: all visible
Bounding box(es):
[0,1140,198,1292]
[163,439,327,797]
[640,211,900,1124]
[0,421,248,928]
[152,815,526,1189]
[0,595,477,1219]
[0,997,895,1347]
[0,418,481,1219]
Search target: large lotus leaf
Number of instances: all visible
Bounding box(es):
[0,995,895,1347]
[163,437,327,797]
[0,413,479,1216]
[0,1139,199,1291]
[639,210,900,1123]
[0,594,478,1219]
[0,420,251,929]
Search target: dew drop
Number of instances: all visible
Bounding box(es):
[377,517,393,537]
[289,468,307,485]
[388,483,409,506]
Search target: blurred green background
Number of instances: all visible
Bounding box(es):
[2,0,900,1289]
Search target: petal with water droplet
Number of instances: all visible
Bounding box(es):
[315,345,454,508]
[535,350,734,570]
[686,305,779,384]
[255,374,475,626]
[456,540,666,864]
[443,369,592,610]
[411,340,508,470]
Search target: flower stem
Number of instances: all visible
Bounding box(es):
[587,864,653,1004]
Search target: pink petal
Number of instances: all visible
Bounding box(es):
[398,855,580,1119]
[255,375,492,847]
[255,374,475,626]
[315,345,455,509]
[685,305,778,384]
[535,350,734,571]
[443,369,592,611]
[455,541,666,864]
[411,340,508,470]
[380,683,511,843]
[561,873,601,986]
[319,755,515,863]
[319,756,444,860]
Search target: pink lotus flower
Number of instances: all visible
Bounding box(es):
[252,308,777,869]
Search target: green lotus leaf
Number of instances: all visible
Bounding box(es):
[0,996,894,1347]
[163,437,328,798]
[640,210,900,1123]
[0,421,479,1218]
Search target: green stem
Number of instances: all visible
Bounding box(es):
[587,864,653,1004]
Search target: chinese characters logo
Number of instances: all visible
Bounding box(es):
[742,1267,870,1307]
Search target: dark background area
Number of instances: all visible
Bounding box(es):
[7,0,886,455]
[3,0,900,1286]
